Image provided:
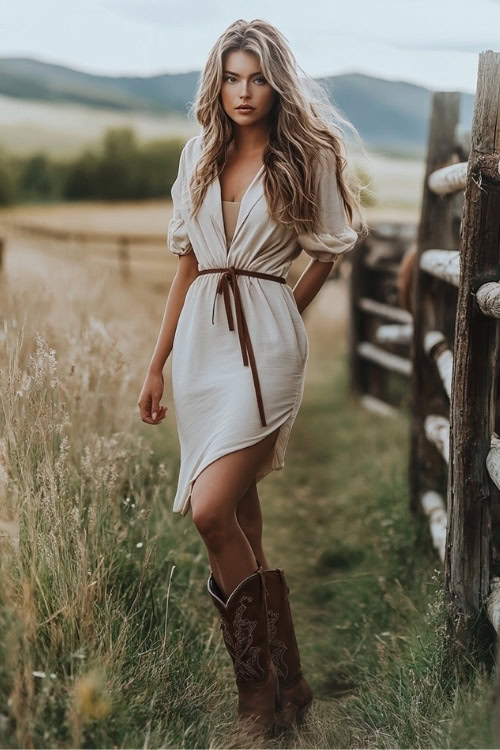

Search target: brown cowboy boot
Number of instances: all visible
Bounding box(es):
[262,567,313,728]
[207,564,279,736]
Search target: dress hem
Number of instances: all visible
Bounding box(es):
[173,359,307,518]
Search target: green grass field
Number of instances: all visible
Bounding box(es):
[0,204,496,748]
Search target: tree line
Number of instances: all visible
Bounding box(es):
[0,125,376,208]
[0,127,184,206]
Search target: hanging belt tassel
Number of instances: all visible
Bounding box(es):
[201,265,287,428]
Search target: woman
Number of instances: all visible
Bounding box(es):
[138,18,366,738]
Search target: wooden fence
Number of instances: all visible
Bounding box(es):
[349,223,415,415]
[408,52,500,667]
[0,219,168,281]
[442,52,500,658]
[409,89,467,564]
[349,50,500,679]
[0,215,308,290]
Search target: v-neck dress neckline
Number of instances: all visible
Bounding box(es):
[221,200,241,250]
[214,164,265,252]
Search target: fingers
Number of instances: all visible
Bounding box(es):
[152,405,167,424]
[137,372,167,425]
[138,399,168,425]
[151,395,160,422]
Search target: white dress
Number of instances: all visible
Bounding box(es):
[167,134,358,516]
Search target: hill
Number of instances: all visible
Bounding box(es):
[0,57,475,156]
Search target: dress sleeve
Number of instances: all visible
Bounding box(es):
[297,148,358,262]
[167,143,193,256]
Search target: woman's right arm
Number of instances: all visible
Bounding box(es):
[137,251,199,425]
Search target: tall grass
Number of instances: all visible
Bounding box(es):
[0,244,497,749]
[0,267,236,749]
[260,333,497,749]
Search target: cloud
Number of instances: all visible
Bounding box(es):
[0,0,491,92]
[390,40,499,53]
[104,0,251,27]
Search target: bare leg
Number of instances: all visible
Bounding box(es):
[236,479,271,571]
[207,480,270,583]
[206,549,222,590]
[190,427,280,599]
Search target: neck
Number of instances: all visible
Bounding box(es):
[231,120,270,154]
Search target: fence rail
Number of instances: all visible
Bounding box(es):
[349,223,416,413]
[404,53,500,663]
[349,51,500,684]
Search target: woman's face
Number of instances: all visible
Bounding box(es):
[220,50,276,127]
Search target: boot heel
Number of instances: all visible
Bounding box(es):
[296,698,313,726]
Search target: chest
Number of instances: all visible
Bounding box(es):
[219,156,265,202]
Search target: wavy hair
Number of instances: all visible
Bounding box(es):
[187,18,370,237]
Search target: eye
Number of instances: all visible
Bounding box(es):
[223,75,236,83]
[254,76,267,85]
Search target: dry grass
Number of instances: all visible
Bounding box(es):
[0,216,339,747]
[0,254,227,748]
[0,201,495,748]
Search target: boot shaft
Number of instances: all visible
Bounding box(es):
[263,568,303,687]
[207,566,273,686]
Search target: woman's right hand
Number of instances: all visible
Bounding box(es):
[137,370,167,425]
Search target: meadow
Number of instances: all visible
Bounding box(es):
[0,191,496,747]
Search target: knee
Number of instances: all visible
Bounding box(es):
[191,504,233,550]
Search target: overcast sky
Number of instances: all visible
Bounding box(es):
[1,0,498,93]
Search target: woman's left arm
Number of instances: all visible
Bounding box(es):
[292,257,339,315]
[294,146,359,313]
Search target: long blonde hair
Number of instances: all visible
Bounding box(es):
[187,18,369,236]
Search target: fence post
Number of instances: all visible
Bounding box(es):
[445,50,500,664]
[409,92,462,515]
[118,237,131,280]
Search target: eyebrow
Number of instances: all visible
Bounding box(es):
[223,70,263,76]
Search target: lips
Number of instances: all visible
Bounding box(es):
[236,106,255,111]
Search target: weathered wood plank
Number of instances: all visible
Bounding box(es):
[409,91,461,514]
[358,296,413,323]
[428,162,468,195]
[445,50,500,654]
[424,415,450,463]
[476,281,500,318]
[357,341,412,376]
[375,322,414,345]
[421,490,447,561]
[359,394,399,417]
[2,219,166,245]
[486,434,500,492]
[424,331,453,399]
[420,249,460,286]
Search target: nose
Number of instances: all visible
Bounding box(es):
[239,81,250,98]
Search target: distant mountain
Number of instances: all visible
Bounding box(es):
[320,75,474,152]
[0,57,200,113]
[0,57,475,154]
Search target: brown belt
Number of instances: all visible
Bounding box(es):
[198,266,287,427]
